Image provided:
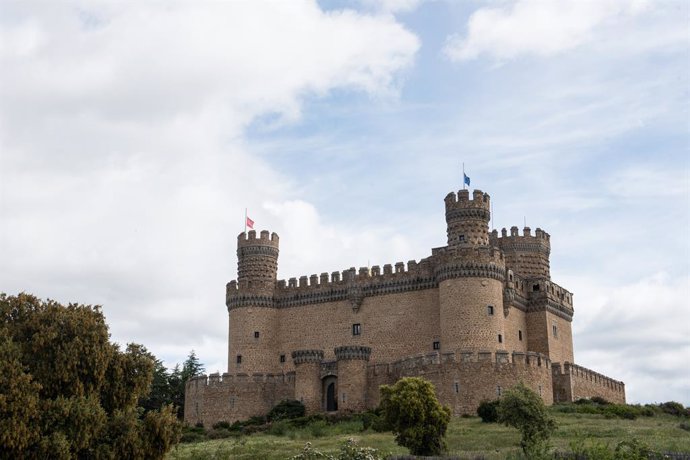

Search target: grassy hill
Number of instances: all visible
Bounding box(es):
[167,409,690,459]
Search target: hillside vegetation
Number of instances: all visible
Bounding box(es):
[168,406,690,460]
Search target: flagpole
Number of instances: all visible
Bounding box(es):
[462,163,465,190]
[245,208,247,233]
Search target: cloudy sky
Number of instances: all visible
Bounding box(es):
[1,0,688,405]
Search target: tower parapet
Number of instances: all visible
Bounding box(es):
[236,230,279,295]
[445,189,491,246]
[490,226,551,279]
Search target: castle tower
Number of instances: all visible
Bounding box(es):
[438,189,506,353]
[226,230,280,374]
[335,346,371,413]
[292,349,324,414]
[445,189,491,247]
[490,226,551,279]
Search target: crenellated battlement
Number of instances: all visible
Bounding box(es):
[237,230,280,249]
[444,189,491,211]
[367,350,552,378]
[490,227,551,249]
[490,226,551,279]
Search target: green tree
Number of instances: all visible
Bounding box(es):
[169,350,205,419]
[139,354,172,413]
[379,377,451,456]
[0,293,181,459]
[498,382,556,456]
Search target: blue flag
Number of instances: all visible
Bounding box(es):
[463,173,470,186]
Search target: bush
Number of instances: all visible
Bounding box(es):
[659,401,688,417]
[680,421,690,432]
[498,382,556,456]
[361,408,390,432]
[206,428,232,439]
[268,399,306,421]
[591,396,611,405]
[212,420,231,430]
[477,400,500,423]
[379,377,451,456]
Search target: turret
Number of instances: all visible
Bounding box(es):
[237,230,280,294]
[445,189,491,246]
[489,226,551,279]
[227,230,280,374]
[438,189,506,355]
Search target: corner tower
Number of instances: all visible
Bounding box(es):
[445,189,491,246]
[437,189,506,353]
[226,230,279,374]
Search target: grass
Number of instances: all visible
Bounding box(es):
[167,411,690,460]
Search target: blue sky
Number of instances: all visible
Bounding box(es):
[1,0,688,405]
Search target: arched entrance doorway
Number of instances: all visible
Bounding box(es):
[322,376,338,412]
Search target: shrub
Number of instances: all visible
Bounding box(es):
[361,408,390,433]
[212,420,231,430]
[591,396,611,405]
[308,420,328,438]
[680,421,690,432]
[498,382,556,456]
[267,420,290,436]
[659,401,688,417]
[477,400,500,423]
[379,377,451,456]
[268,399,306,422]
[206,428,232,439]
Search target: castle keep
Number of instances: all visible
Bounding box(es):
[185,189,625,425]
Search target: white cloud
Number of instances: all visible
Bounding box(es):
[563,272,690,403]
[0,1,419,368]
[442,0,684,62]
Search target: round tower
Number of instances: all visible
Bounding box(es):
[226,230,280,374]
[445,189,491,246]
[438,189,506,353]
[489,226,551,279]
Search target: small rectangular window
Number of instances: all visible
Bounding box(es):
[519,330,523,341]
[498,334,503,343]
[454,382,460,394]
[352,323,361,336]
[459,235,465,242]
[342,392,347,402]
[254,331,260,338]
[496,385,502,396]
[533,284,540,291]
[280,354,286,363]
[433,341,440,350]
[487,305,494,315]
[236,355,242,364]
[552,324,558,338]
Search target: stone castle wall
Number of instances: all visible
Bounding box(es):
[366,350,554,415]
[185,372,295,427]
[552,362,625,404]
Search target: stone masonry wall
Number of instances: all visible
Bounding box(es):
[184,372,295,427]
[366,351,553,416]
[552,362,625,404]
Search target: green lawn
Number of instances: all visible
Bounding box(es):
[167,412,690,460]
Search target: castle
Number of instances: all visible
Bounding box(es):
[185,188,625,425]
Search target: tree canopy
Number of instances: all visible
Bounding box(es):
[379,377,451,456]
[0,293,181,459]
[498,382,557,455]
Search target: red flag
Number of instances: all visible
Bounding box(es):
[246,216,254,229]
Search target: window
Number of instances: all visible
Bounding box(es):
[538,385,543,396]
[454,382,460,394]
[433,341,440,350]
[459,235,465,243]
[352,323,361,336]
[496,385,502,396]
[533,284,540,291]
[519,330,523,341]
[236,355,242,364]
[498,334,503,343]
[280,354,286,363]
[487,305,494,315]
[342,392,347,402]
[254,331,260,338]
[552,324,558,338]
